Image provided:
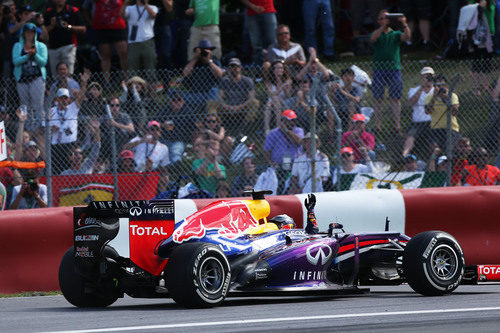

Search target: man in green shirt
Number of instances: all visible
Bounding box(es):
[192,139,226,195]
[370,10,411,135]
[186,0,221,60]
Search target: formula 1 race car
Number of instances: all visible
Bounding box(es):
[59,190,465,308]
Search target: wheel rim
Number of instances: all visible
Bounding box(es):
[430,244,458,281]
[198,256,224,294]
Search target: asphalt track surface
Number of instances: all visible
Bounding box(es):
[2,284,500,333]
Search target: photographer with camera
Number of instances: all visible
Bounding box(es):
[44,0,86,77]
[370,10,411,136]
[182,39,223,109]
[10,169,47,209]
[402,66,435,157]
[424,74,460,152]
[8,5,48,43]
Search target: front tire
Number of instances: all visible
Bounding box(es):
[59,246,118,307]
[165,243,231,308]
[403,231,464,296]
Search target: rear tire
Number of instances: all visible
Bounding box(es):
[58,246,118,307]
[403,231,464,296]
[165,243,231,308]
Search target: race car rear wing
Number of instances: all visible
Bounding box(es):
[73,200,175,276]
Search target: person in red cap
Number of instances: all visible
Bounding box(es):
[331,146,373,187]
[118,150,136,173]
[263,109,304,193]
[123,120,170,172]
[341,113,375,163]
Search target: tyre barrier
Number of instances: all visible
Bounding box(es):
[0,186,498,294]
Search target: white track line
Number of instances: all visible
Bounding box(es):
[40,306,500,333]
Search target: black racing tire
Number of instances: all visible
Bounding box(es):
[403,231,465,296]
[58,246,118,307]
[165,243,231,308]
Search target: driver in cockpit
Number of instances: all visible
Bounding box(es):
[269,194,319,234]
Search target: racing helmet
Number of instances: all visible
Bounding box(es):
[269,214,295,229]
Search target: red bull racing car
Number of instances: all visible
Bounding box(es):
[59,190,465,308]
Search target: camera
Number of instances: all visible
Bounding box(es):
[438,87,447,95]
[200,49,209,58]
[385,13,404,30]
[26,178,38,192]
[64,128,73,136]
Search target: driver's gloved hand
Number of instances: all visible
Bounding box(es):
[305,193,316,212]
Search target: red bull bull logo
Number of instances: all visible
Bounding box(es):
[173,201,260,243]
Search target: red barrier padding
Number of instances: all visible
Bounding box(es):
[193,195,304,228]
[0,207,73,294]
[401,186,500,265]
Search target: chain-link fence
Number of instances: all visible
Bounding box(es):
[1,57,499,207]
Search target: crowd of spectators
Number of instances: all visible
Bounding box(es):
[0,0,498,210]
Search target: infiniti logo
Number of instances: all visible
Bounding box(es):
[130,207,142,216]
[306,243,332,266]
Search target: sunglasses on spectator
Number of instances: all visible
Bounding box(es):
[278,31,290,36]
[110,103,120,107]
[342,153,352,157]
[149,127,161,132]
[206,119,217,123]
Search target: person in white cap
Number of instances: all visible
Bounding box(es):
[47,69,89,174]
[402,66,435,157]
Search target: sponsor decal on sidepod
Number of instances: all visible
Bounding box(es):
[173,201,259,243]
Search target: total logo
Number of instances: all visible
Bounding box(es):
[75,235,99,241]
[306,243,332,266]
[130,224,170,236]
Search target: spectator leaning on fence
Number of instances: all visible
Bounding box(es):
[240,0,277,66]
[289,132,330,194]
[123,120,170,172]
[185,0,221,60]
[60,118,101,175]
[402,66,435,157]
[216,57,259,135]
[192,139,226,195]
[12,23,47,139]
[182,39,223,108]
[262,24,306,77]
[341,113,375,163]
[10,169,47,209]
[424,75,460,152]
[44,0,86,77]
[462,147,500,185]
[121,0,158,83]
[370,10,411,135]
